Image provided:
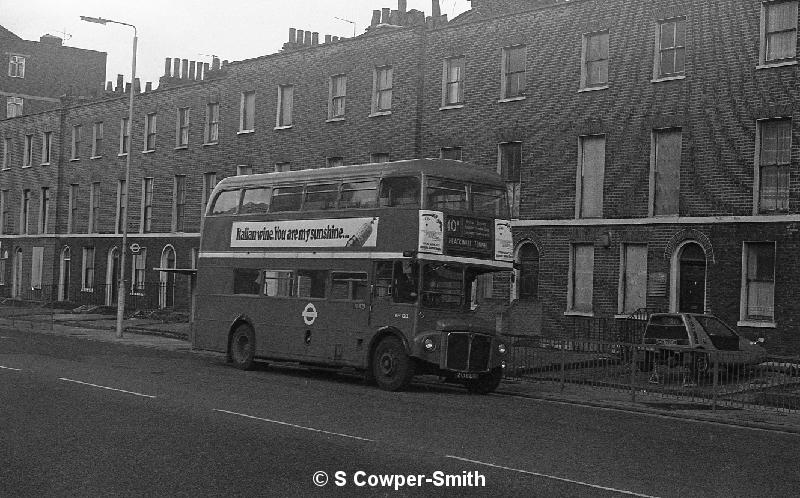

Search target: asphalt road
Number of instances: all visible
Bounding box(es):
[1,328,799,497]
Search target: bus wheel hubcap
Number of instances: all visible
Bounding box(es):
[379,353,396,376]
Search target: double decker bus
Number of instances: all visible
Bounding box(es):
[193,159,513,393]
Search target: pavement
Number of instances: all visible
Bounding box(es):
[2,305,799,435]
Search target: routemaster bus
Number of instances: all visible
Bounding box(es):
[192,159,514,393]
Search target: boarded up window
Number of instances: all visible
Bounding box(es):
[653,129,681,215]
[621,244,648,314]
[579,136,605,218]
[571,244,594,312]
[745,242,775,320]
[31,246,44,289]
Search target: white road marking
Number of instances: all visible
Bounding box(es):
[213,409,374,442]
[445,455,660,498]
[58,378,156,398]
[0,365,22,371]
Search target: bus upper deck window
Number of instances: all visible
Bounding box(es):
[210,189,241,215]
[271,185,304,212]
[240,187,272,214]
[379,177,420,207]
[471,184,509,218]
[426,179,467,211]
[303,183,340,211]
[340,180,378,209]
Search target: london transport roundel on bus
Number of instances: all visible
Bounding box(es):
[302,303,318,325]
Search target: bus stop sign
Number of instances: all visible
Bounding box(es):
[130,243,141,254]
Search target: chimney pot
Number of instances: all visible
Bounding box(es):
[211,57,220,71]
[289,28,296,44]
[432,0,441,17]
[332,36,339,42]
[398,0,407,12]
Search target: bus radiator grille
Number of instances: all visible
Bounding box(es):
[446,333,492,372]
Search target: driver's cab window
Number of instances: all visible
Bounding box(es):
[374,260,418,303]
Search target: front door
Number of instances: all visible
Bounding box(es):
[59,247,71,302]
[678,243,706,313]
[12,249,22,298]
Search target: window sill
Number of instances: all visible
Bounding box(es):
[737,320,776,329]
[118,152,128,157]
[90,155,102,160]
[70,158,80,162]
[22,164,32,169]
[81,288,94,293]
[202,142,218,147]
[237,129,255,135]
[174,145,188,150]
[498,96,526,103]
[326,117,345,123]
[369,111,392,117]
[142,150,154,154]
[564,310,594,317]
[578,85,609,93]
[756,60,797,70]
[40,162,50,166]
[439,104,464,111]
[274,125,293,130]
[651,75,685,83]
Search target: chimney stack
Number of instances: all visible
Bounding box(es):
[106,81,113,92]
[181,59,189,79]
[134,78,141,93]
[325,34,332,43]
[211,57,220,71]
[203,62,210,76]
[164,57,172,77]
[116,74,124,92]
[173,58,181,78]
[371,10,381,26]
[125,82,131,94]
[297,30,305,45]
[432,0,441,17]
[145,81,152,92]
[398,0,407,12]
[189,61,196,80]
[382,8,391,23]
[312,32,319,45]
[289,28,296,44]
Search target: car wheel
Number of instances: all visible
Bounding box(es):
[465,367,503,395]
[230,324,256,370]
[372,335,415,391]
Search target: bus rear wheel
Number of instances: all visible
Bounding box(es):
[465,367,502,394]
[230,324,255,370]
[372,336,415,391]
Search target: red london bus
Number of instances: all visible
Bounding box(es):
[192,159,513,393]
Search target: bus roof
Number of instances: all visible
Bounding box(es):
[215,159,503,190]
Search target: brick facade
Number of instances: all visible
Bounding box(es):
[2,1,800,353]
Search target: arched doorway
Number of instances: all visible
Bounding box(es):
[514,242,539,301]
[12,248,23,299]
[673,242,707,313]
[58,246,71,302]
[106,247,120,306]
[159,245,176,309]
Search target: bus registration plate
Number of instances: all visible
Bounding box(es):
[455,372,479,380]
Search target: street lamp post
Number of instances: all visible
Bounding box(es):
[81,16,137,339]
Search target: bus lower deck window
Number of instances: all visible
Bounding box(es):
[297,269,327,298]
[233,268,261,295]
[331,272,368,301]
[264,270,294,297]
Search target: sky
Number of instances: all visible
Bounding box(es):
[1,0,472,89]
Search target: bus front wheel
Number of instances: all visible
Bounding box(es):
[372,336,415,391]
[230,324,256,370]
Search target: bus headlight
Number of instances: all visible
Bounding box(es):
[423,338,437,351]
[497,343,507,355]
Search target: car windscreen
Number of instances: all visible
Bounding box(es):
[693,316,737,338]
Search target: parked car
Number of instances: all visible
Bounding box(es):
[638,313,767,374]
